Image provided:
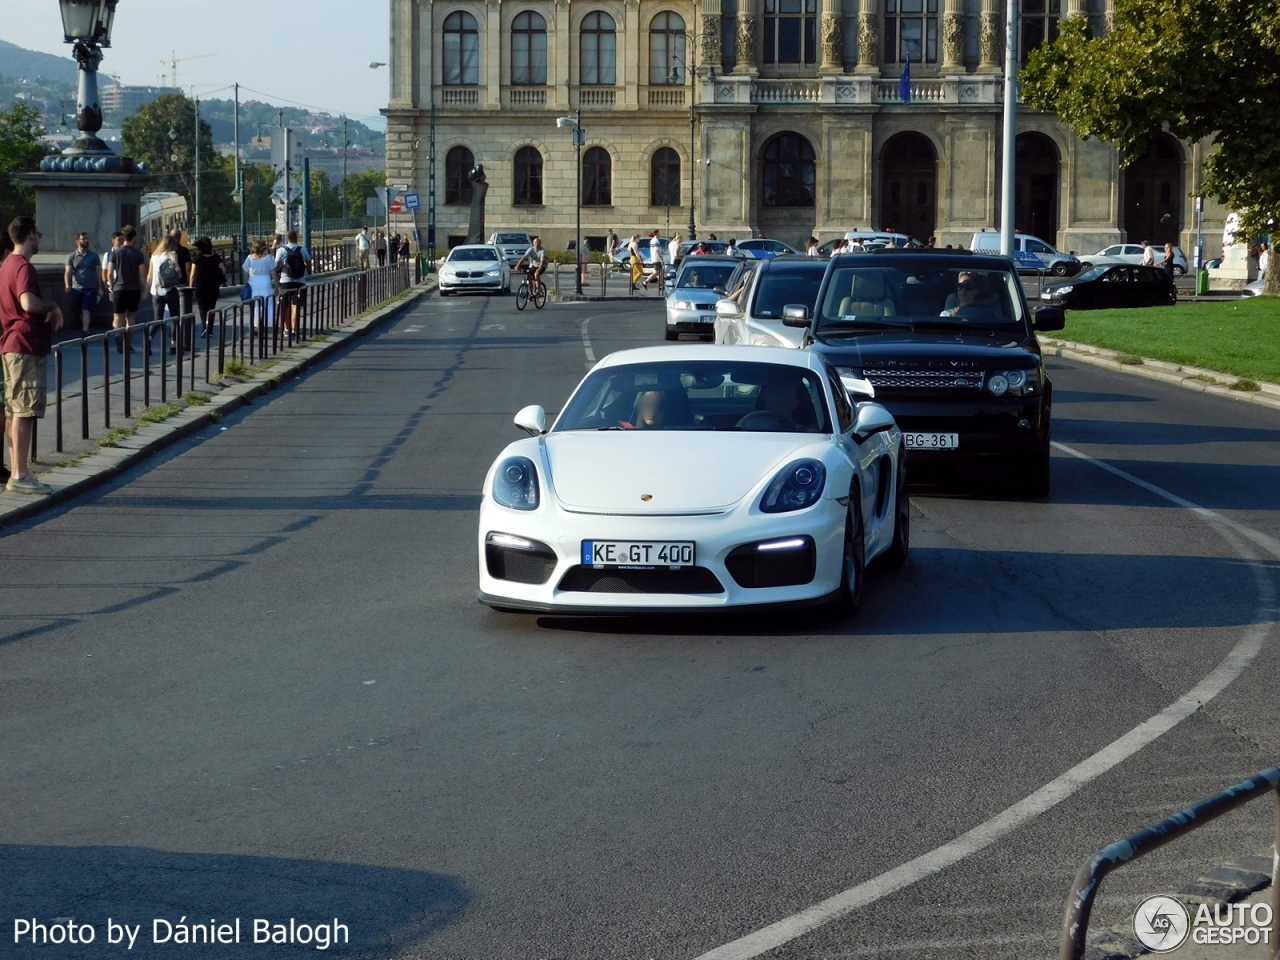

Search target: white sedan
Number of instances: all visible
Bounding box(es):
[437,244,509,296]
[477,346,909,615]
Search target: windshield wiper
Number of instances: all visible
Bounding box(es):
[817,322,909,335]
[909,320,997,336]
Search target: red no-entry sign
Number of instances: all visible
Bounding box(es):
[389,198,403,214]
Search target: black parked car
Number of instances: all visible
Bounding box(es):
[1040,264,1177,310]
[783,251,1065,495]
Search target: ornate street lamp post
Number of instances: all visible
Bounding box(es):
[58,0,118,155]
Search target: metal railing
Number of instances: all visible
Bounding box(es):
[1059,766,1280,960]
[40,260,415,459]
[217,241,354,286]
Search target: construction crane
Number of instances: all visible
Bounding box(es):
[160,51,215,88]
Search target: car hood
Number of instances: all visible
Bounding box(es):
[544,431,818,513]
[810,331,1040,368]
[443,260,502,269]
[672,288,722,302]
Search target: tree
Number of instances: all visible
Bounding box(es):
[0,101,48,220]
[1022,0,1280,294]
[122,92,239,228]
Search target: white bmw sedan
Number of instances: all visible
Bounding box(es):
[437,244,509,296]
[477,346,909,615]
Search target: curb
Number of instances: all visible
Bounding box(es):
[1085,853,1273,959]
[1042,338,1280,413]
[552,294,664,302]
[0,282,434,531]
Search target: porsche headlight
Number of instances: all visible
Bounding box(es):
[493,456,539,510]
[988,369,1037,397]
[760,459,827,513]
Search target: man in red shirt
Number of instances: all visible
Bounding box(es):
[0,217,63,495]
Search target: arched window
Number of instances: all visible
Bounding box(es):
[651,148,681,206]
[761,134,815,207]
[884,0,938,64]
[583,147,612,205]
[764,0,817,65]
[445,146,475,205]
[512,11,548,85]
[514,146,543,205]
[649,12,687,84]
[443,11,480,85]
[580,12,617,85]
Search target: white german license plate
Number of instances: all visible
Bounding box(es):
[699,315,716,324]
[582,540,695,569]
[904,432,960,450]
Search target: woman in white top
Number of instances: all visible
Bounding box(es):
[144,235,182,352]
[242,240,278,327]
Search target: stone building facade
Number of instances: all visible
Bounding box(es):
[383,0,1227,256]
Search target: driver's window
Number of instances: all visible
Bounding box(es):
[1027,239,1051,254]
[1103,245,1121,256]
[1101,268,1128,282]
[826,370,854,432]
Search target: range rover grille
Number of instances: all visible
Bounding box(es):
[864,369,985,391]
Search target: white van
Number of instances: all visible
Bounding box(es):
[969,230,1081,275]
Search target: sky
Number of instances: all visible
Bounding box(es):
[1,0,391,127]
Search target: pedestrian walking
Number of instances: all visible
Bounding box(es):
[644,233,665,291]
[275,230,311,339]
[398,235,410,263]
[726,237,738,258]
[668,232,682,271]
[0,217,63,495]
[627,235,643,292]
[242,240,278,329]
[375,231,387,267]
[188,237,225,339]
[107,224,148,352]
[1160,242,1176,276]
[606,228,619,259]
[168,227,192,283]
[0,232,11,481]
[1141,240,1154,266]
[1259,242,1269,280]
[100,230,123,287]
[356,226,371,269]
[146,234,184,353]
[806,237,820,256]
[64,231,104,334]
[388,233,399,263]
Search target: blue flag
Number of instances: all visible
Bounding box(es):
[899,55,912,104]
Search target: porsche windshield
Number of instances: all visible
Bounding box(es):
[815,263,1027,333]
[555,361,830,434]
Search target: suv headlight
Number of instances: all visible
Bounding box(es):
[493,456,540,510]
[987,369,1038,397]
[760,459,827,513]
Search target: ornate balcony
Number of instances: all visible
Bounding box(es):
[573,86,617,108]
[645,86,687,107]
[506,86,549,108]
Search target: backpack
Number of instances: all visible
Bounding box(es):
[157,254,182,289]
[284,245,308,280]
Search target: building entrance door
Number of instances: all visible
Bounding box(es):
[880,133,936,241]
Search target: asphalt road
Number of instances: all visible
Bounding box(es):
[2,291,1278,960]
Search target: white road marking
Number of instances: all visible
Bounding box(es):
[694,442,1277,960]
[580,318,596,369]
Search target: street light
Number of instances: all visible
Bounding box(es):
[557,112,585,295]
[670,44,698,240]
[58,0,118,155]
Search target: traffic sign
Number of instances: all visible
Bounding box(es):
[404,192,420,210]
[389,198,403,214]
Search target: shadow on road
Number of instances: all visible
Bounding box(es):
[1,844,469,958]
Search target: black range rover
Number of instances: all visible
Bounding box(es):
[791,251,1065,495]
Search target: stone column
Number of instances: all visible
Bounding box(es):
[734,0,759,74]
[554,0,571,108]
[702,0,724,72]
[854,0,879,74]
[624,0,641,107]
[416,0,434,107]
[486,0,502,109]
[941,0,966,73]
[819,0,843,74]
[1103,0,1115,33]
[977,0,1001,73]
[390,0,417,107]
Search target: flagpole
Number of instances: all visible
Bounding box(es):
[999,0,1018,256]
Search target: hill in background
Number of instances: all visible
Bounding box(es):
[0,39,78,85]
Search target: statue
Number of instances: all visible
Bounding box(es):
[466,165,488,244]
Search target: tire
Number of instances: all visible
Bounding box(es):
[515,284,529,311]
[1052,262,1069,276]
[1173,265,1185,276]
[533,282,548,309]
[833,484,866,616]
[664,327,679,341]
[881,449,911,569]
[1014,446,1052,498]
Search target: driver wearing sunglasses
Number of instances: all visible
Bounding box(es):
[940,271,992,318]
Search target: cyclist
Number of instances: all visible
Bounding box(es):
[514,237,548,289]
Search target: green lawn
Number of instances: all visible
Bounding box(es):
[1055,297,1280,384]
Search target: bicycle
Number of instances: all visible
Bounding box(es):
[515,266,548,311]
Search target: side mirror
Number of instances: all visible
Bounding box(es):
[715,298,741,318]
[852,402,896,442]
[782,304,811,327]
[514,404,547,436]
[713,287,726,296]
[1033,306,1066,332]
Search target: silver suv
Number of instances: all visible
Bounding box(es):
[489,230,533,265]
[713,256,829,349]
